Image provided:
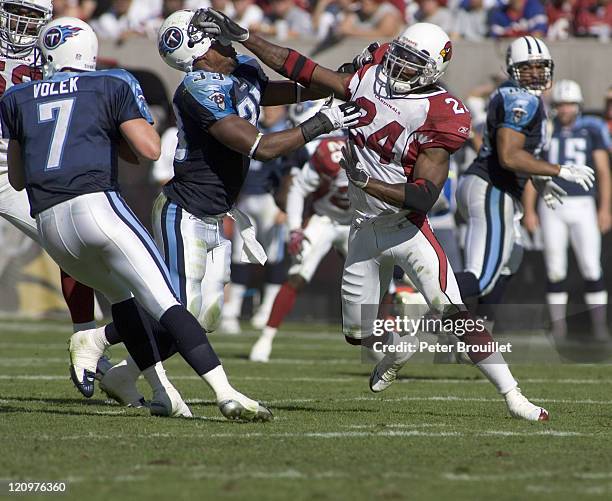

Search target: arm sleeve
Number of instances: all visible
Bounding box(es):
[286,164,320,230]
[112,71,154,125]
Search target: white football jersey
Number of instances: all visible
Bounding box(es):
[345,44,471,217]
[0,54,41,175]
[287,136,352,229]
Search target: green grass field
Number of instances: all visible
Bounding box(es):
[1,318,612,500]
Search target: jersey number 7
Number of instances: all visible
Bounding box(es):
[37,98,75,171]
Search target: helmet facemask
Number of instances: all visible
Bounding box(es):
[382,40,439,94]
[0,0,51,57]
[509,59,554,96]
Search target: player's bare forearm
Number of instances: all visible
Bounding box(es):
[594,149,611,213]
[243,34,350,98]
[522,180,538,216]
[363,179,406,208]
[261,81,327,106]
[256,128,308,161]
[498,127,560,176]
[7,140,25,191]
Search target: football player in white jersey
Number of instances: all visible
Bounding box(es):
[202,13,551,421]
[523,80,611,341]
[250,119,351,362]
[0,0,112,398]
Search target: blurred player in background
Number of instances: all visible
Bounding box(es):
[523,79,611,341]
[250,102,350,361]
[0,0,103,340]
[202,12,556,420]
[221,105,291,334]
[455,36,595,319]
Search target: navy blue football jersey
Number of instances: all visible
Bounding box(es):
[0,69,153,216]
[466,81,547,200]
[548,115,610,197]
[163,54,268,217]
[242,118,291,196]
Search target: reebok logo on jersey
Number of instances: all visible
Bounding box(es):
[458,126,470,135]
[208,91,226,110]
[43,25,83,49]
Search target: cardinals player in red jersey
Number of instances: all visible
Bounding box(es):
[0,1,108,398]
[250,125,351,362]
[202,13,549,421]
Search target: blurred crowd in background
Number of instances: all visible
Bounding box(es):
[53,0,612,50]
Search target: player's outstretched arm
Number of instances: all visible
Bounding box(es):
[7,140,25,191]
[261,81,327,106]
[120,118,161,162]
[594,148,611,233]
[340,141,447,214]
[498,127,595,191]
[199,9,351,98]
[208,102,361,161]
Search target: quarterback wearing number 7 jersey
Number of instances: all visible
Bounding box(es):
[202,12,552,421]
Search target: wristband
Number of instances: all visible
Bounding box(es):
[248,132,263,159]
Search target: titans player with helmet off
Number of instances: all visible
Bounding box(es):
[250,128,351,362]
[523,79,611,341]
[202,13,553,420]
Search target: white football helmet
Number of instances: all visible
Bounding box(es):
[38,17,98,78]
[382,23,453,94]
[0,0,52,56]
[506,36,554,95]
[552,79,583,105]
[158,9,214,72]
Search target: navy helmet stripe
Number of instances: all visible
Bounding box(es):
[524,36,532,54]
[532,36,542,53]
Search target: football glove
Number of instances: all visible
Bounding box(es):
[557,163,595,192]
[340,140,370,188]
[300,101,363,142]
[191,8,249,43]
[287,230,306,256]
[337,42,380,73]
[532,176,567,210]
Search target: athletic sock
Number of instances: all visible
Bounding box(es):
[142,362,173,393]
[159,305,221,375]
[223,283,246,320]
[90,325,110,352]
[261,326,277,341]
[104,323,122,345]
[111,299,159,371]
[547,292,569,336]
[60,269,95,329]
[267,283,298,328]
[201,364,235,402]
[475,352,518,394]
[256,283,282,318]
[585,290,609,338]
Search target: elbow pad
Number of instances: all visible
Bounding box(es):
[402,179,441,214]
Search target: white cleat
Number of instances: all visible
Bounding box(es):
[250,310,269,330]
[220,317,241,335]
[249,335,272,363]
[369,335,417,393]
[69,329,105,398]
[504,387,549,421]
[150,386,193,418]
[218,392,273,422]
[99,361,147,408]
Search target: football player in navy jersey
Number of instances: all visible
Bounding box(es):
[91,9,362,405]
[523,80,611,340]
[1,17,278,421]
[0,0,108,386]
[454,36,595,316]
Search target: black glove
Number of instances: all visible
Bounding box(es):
[340,139,370,188]
[191,8,249,43]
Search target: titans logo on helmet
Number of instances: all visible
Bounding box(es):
[159,27,183,56]
[43,25,83,50]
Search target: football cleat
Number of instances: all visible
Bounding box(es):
[95,354,113,380]
[150,386,193,418]
[249,335,272,363]
[68,329,104,398]
[369,336,417,392]
[220,317,241,335]
[504,387,549,421]
[99,361,147,408]
[218,393,273,422]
